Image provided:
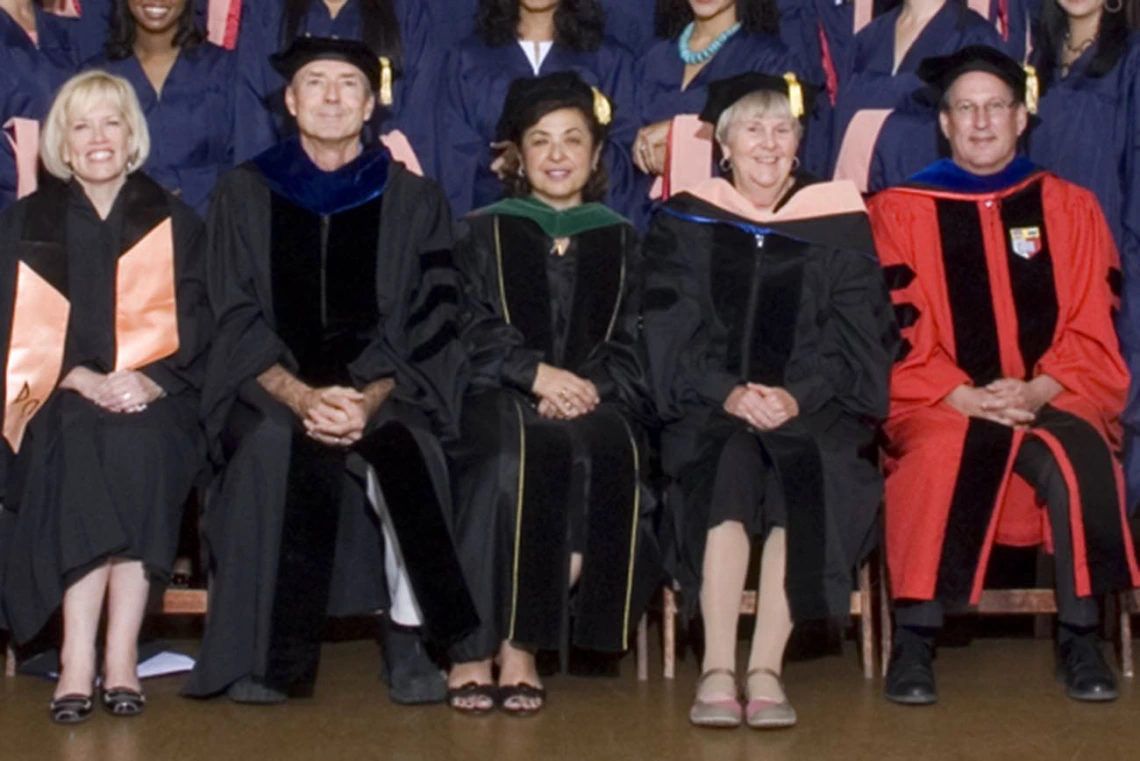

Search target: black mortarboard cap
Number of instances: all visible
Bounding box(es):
[698,72,819,125]
[495,71,612,143]
[270,36,381,91]
[917,45,1034,109]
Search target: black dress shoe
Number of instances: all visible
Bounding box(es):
[885,628,937,706]
[1057,631,1118,702]
[227,676,288,705]
[379,621,446,705]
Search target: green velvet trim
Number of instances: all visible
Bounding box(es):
[474,197,627,238]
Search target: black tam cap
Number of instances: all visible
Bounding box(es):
[270,36,381,91]
[495,71,613,143]
[699,72,819,125]
[917,45,1035,110]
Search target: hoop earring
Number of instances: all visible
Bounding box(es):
[1106,0,1122,12]
[791,156,801,172]
[718,156,732,173]
[517,166,525,179]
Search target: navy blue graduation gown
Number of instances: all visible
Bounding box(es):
[632,32,828,223]
[440,36,639,217]
[424,0,477,49]
[828,1,1000,176]
[867,104,942,194]
[1027,35,1140,508]
[600,0,656,56]
[0,7,78,211]
[231,0,442,175]
[87,43,235,217]
[59,0,111,62]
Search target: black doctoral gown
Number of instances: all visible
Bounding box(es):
[183,139,478,698]
[447,199,661,662]
[0,174,211,643]
[641,175,896,622]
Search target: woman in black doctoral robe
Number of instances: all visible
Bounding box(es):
[445,71,660,716]
[0,70,210,724]
[641,73,894,729]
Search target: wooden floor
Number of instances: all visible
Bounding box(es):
[1,638,1138,761]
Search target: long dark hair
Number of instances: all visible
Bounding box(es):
[1034,0,1135,93]
[105,0,204,60]
[282,0,405,75]
[476,0,606,52]
[654,0,779,39]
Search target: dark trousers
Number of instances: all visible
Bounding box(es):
[896,436,1100,630]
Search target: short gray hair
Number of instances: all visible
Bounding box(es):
[40,70,150,181]
[714,89,803,147]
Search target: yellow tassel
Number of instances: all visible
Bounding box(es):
[784,72,804,119]
[592,87,612,126]
[379,56,393,106]
[1023,64,1038,115]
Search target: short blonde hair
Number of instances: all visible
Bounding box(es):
[714,89,803,147]
[40,70,150,181]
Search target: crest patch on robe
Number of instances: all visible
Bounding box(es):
[1010,226,1042,259]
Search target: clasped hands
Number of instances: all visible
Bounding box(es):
[943,376,1062,428]
[60,367,164,413]
[724,383,800,431]
[531,363,599,421]
[298,385,383,448]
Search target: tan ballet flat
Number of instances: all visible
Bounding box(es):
[689,668,742,728]
[745,667,797,729]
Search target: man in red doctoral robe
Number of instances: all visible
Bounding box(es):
[869,46,1140,706]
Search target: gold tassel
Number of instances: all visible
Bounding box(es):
[1023,64,1038,115]
[379,56,393,106]
[592,87,612,126]
[784,72,804,119]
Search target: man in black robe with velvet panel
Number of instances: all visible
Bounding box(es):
[183,37,477,705]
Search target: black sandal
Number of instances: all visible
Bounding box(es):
[49,694,94,725]
[100,687,146,717]
[499,683,546,717]
[447,682,497,715]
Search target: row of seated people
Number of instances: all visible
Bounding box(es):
[0,37,1136,732]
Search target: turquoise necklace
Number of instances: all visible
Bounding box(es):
[678,21,742,65]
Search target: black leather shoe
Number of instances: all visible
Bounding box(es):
[884,629,937,706]
[379,621,447,705]
[1057,632,1118,702]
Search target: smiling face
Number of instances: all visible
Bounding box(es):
[939,70,1027,176]
[719,100,800,199]
[127,0,186,36]
[285,59,376,146]
[63,98,132,188]
[520,107,599,209]
[689,0,736,21]
[1056,0,1105,21]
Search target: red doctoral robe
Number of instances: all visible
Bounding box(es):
[868,159,1140,605]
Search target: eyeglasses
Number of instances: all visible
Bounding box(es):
[948,100,1018,120]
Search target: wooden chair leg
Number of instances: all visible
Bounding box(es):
[1120,592,1134,679]
[5,643,15,678]
[663,587,677,680]
[859,562,874,680]
[636,614,649,682]
[879,552,892,679]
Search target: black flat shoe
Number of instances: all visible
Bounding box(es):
[499,682,546,717]
[49,694,94,725]
[447,682,498,715]
[885,629,937,706]
[100,687,147,717]
[227,676,288,705]
[1057,632,1118,702]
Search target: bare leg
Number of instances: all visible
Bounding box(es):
[698,520,750,700]
[102,559,149,691]
[745,528,793,702]
[569,552,584,587]
[55,562,112,699]
[498,640,543,711]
